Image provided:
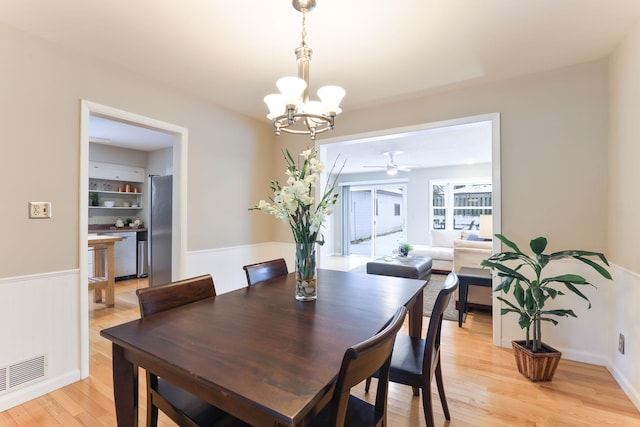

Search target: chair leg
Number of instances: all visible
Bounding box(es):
[147,398,158,427]
[434,362,451,420]
[365,376,372,392]
[146,372,159,427]
[421,381,435,427]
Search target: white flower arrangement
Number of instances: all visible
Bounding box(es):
[251,148,342,247]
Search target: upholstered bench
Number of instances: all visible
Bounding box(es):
[366,256,432,282]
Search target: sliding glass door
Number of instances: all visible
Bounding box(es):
[344,184,407,257]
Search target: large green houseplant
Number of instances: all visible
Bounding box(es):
[481,234,611,380]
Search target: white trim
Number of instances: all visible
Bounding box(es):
[79,100,189,378]
[0,371,80,412]
[338,178,409,187]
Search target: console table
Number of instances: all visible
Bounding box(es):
[457,267,492,327]
[88,234,123,306]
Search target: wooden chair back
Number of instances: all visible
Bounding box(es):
[423,273,458,376]
[135,274,234,427]
[136,274,216,318]
[364,273,459,427]
[242,258,288,287]
[327,306,407,426]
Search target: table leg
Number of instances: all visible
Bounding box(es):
[93,248,104,303]
[105,243,115,306]
[408,289,424,338]
[458,280,469,327]
[112,344,138,427]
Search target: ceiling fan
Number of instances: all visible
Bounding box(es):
[363,151,413,175]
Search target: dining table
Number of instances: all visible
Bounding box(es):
[100,268,428,426]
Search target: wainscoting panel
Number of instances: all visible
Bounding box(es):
[0,270,81,411]
[498,259,612,365]
[606,264,640,411]
[186,242,294,295]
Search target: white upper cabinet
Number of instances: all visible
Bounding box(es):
[89,161,145,183]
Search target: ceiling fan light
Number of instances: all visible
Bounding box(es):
[264,94,285,119]
[277,76,306,106]
[387,166,398,176]
[317,85,345,114]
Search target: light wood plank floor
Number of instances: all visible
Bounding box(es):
[1,275,638,426]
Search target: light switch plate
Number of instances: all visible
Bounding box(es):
[29,202,52,219]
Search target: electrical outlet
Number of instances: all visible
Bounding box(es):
[618,333,625,354]
[28,202,52,219]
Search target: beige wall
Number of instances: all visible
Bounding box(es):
[0,23,275,279]
[609,19,640,272]
[607,15,640,404]
[307,60,610,255]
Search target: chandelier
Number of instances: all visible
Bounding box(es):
[264,0,345,140]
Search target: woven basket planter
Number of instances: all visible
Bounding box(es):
[512,340,562,382]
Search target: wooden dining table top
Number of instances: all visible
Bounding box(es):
[100,268,428,427]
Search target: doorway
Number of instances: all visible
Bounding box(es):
[79,100,189,377]
[319,113,501,346]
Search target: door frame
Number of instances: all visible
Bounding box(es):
[78,100,189,377]
[319,112,501,346]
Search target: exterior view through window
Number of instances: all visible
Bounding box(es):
[431,180,492,231]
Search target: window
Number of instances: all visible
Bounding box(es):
[430,180,492,231]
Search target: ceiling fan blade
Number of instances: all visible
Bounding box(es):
[363,165,387,168]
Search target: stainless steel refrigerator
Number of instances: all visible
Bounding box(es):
[149,175,172,286]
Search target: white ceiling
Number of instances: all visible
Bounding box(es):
[89,115,177,151]
[2,0,639,166]
[324,120,493,174]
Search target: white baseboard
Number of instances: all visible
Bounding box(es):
[0,370,80,412]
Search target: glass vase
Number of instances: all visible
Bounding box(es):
[295,242,317,301]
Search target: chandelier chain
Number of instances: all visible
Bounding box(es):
[300,12,307,46]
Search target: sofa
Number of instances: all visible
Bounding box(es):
[409,229,493,307]
[408,230,484,271]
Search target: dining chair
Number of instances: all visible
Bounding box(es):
[309,305,408,427]
[365,272,459,427]
[242,258,288,287]
[136,274,243,427]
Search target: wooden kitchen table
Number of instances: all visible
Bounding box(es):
[88,234,123,306]
[100,269,427,426]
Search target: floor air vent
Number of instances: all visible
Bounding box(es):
[0,354,47,395]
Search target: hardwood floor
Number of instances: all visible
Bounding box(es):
[1,275,638,426]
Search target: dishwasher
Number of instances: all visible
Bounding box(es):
[101,231,137,280]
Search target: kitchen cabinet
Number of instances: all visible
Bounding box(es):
[89,161,144,182]
[89,161,145,210]
[100,231,138,279]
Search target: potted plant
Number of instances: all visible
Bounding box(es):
[398,242,413,257]
[90,193,99,206]
[481,234,611,381]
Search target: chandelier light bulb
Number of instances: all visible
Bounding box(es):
[264,94,285,119]
[303,100,325,124]
[317,85,345,115]
[276,76,306,106]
